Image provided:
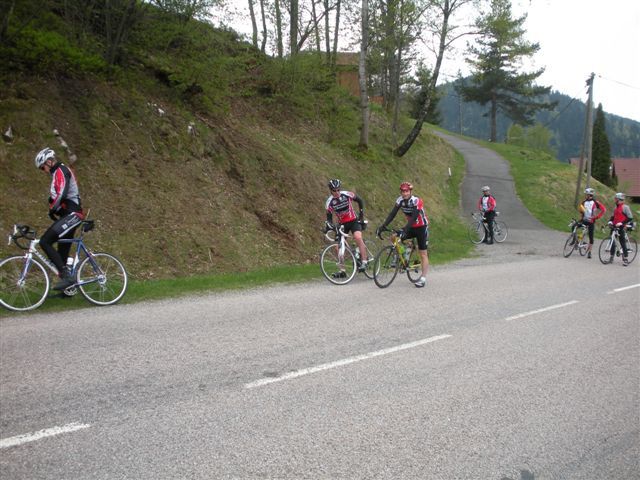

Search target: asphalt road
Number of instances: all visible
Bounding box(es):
[1,135,638,479]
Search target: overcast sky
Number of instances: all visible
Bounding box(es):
[218,0,640,122]
[510,0,639,122]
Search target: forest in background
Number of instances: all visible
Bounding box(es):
[435,83,640,162]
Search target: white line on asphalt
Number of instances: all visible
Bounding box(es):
[607,283,640,294]
[504,300,579,321]
[245,334,452,389]
[0,423,90,449]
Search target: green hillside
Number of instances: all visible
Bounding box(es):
[0,3,470,283]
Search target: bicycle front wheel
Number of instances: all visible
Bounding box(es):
[361,240,377,280]
[320,244,357,285]
[0,256,50,311]
[405,247,422,283]
[598,238,615,264]
[493,221,508,243]
[467,222,485,244]
[373,246,399,288]
[563,233,576,258]
[78,253,128,305]
[625,236,638,264]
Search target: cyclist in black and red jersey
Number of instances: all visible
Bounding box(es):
[35,147,85,290]
[376,181,430,288]
[478,186,497,244]
[325,179,368,278]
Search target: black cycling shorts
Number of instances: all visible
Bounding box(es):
[341,219,362,234]
[405,225,429,250]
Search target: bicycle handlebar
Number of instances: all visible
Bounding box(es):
[7,224,36,249]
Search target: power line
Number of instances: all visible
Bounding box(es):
[596,74,640,91]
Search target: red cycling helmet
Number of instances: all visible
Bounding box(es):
[400,181,413,191]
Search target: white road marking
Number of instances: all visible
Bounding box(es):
[245,334,452,389]
[607,283,640,294]
[504,300,579,321]
[0,423,90,449]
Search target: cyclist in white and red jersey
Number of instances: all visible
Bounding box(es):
[578,187,606,258]
[376,181,429,288]
[325,179,368,277]
[478,186,497,244]
[35,147,84,290]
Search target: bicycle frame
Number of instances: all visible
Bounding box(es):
[389,234,415,269]
[14,234,102,290]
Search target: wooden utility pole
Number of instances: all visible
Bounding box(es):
[574,73,595,207]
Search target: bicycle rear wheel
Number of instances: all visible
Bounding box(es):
[373,246,399,288]
[598,238,615,264]
[563,233,576,257]
[0,256,50,311]
[78,252,128,305]
[405,247,422,283]
[320,244,357,285]
[467,222,485,244]
[493,221,508,243]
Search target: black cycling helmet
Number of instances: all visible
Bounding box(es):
[328,179,341,190]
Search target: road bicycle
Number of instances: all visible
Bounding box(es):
[467,211,508,244]
[0,220,128,312]
[598,224,637,265]
[372,227,422,288]
[320,221,376,285]
[563,219,589,257]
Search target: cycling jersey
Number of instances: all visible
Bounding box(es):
[49,162,82,215]
[381,195,429,230]
[478,194,496,212]
[611,203,633,225]
[580,199,605,223]
[325,191,363,225]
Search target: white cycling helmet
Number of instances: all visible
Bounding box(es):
[482,186,490,192]
[584,188,595,195]
[615,192,625,201]
[35,147,55,169]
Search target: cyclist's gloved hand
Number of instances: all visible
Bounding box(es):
[616,222,623,227]
[398,229,407,240]
[358,210,364,223]
[607,221,613,226]
[326,221,335,231]
[48,210,57,221]
[375,226,383,238]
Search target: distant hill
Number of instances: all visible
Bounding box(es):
[435,83,640,162]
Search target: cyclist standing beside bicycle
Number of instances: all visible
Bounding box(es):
[325,179,368,276]
[477,186,496,244]
[607,192,634,266]
[578,187,606,259]
[376,181,429,288]
[35,147,84,290]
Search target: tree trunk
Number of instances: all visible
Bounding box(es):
[275,0,283,58]
[324,0,330,64]
[259,0,267,53]
[358,0,370,149]
[290,0,298,56]
[0,0,16,42]
[311,0,321,53]
[394,0,450,157]
[331,0,341,69]
[247,0,258,49]
[490,94,497,142]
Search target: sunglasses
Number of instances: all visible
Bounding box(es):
[400,189,410,193]
[331,189,340,192]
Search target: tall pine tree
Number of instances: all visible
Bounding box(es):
[591,103,612,186]
[457,0,555,142]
